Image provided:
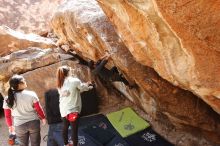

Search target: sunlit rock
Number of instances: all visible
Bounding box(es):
[97,0,220,115]
[0,26,56,56]
[51,0,220,145]
[0,47,72,81]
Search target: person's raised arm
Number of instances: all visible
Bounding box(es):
[92,53,110,75]
[77,80,93,92]
[93,59,108,75]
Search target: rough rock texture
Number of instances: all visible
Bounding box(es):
[0,47,72,80]
[0,47,73,94]
[97,0,220,115]
[0,26,56,56]
[0,0,63,33]
[51,0,220,145]
[22,60,89,104]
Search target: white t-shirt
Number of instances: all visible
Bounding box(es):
[3,90,39,126]
[58,76,92,117]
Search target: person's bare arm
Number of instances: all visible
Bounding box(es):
[77,81,93,92]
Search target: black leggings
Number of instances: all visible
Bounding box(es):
[62,117,79,145]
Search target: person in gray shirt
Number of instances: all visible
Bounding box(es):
[3,74,46,146]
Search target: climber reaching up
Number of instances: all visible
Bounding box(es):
[88,53,135,88]
[57,66,94,146]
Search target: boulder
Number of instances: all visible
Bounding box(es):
[0,47,73,82]
[0,26,56,56]
[97,0,220,114]
[51,0,220,145]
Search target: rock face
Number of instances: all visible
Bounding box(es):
[1,59,129,109]
[0,47,73,81]
[51,0,220,145]
[0,47,73,95]
[0,0,63,33]
[97,0,220,115]
[0,26,56,56]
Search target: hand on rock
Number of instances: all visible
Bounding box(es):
[87,81,95,89]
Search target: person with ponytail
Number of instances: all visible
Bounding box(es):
[57,66,94,146]
[3,74,46,146]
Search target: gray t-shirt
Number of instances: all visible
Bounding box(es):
[3,90,39,126]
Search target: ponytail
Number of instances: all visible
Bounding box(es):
[7,88,16,108]
[57,66,70,88]
[6,74,24,108]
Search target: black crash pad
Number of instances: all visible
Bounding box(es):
[79,114,129,146]
[125,127,174,146]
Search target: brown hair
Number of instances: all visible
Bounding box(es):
[57,66,70,88]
